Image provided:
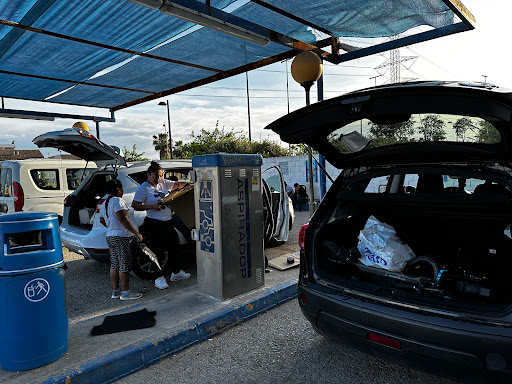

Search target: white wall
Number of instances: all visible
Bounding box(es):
[262,155,342,201]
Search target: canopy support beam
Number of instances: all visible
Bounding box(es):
[334,23,471,64]
[0,108,115,123]
[113,36,333,111]
[0,69,154,95]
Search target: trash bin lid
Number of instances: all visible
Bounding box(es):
[0,212,64,275]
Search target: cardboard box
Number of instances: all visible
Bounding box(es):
[161,184,195,229]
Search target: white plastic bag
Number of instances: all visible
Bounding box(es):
[357,216,415,272]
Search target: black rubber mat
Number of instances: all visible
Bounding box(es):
[91,308,157,336]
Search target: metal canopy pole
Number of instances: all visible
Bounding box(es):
[317,69,326,200]
[246,71,252,141]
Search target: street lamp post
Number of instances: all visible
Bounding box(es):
[291,51,323,217]
[158,100,172,159]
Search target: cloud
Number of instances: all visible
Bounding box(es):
[183,99,211,107]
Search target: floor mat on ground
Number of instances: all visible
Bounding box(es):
[91,308,157,336]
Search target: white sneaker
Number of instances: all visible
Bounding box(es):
[154,276,169,289]
[120,291,143,301]
[111,288,122,299]
[170,270,191,282]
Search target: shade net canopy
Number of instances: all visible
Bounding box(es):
[0,0,474,113]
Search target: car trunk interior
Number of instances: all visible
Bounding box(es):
[67,172,113,229]
[314,173,512,316]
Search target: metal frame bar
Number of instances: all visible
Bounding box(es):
[333,23,470,64]
[113,36,333,111]
[442,0,476,29]
[250,0,334,37]
[113,21,473,111]
[0,69,154,95]
[156,0,334,59]
[0,108,115,122]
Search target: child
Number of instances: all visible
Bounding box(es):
[99,178,143,300]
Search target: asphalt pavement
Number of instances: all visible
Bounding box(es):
[0,212,310,384]
[118,300,459,384]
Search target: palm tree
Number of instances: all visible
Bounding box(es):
[152,133,168,159]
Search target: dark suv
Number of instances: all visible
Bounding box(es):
[267,81,512,383]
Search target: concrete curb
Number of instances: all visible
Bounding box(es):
[39,280,298,384]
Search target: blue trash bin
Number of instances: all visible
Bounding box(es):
[0,212,68,371]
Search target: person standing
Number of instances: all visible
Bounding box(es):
[132,161,191,290]
[293,183,308,212]
[99,178,143,300]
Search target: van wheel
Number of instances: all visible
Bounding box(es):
[131,247,170,280]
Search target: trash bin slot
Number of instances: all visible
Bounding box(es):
[6,229,51,255]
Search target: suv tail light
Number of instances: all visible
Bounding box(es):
[96,198,106,213]
[298,223,309,251]
[64,194,76,208]
[13,182,24,212]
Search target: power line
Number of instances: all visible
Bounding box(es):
[254,69,375,76]
[405,46,458,78]
[197,85,350,93]
[173,93,346,99]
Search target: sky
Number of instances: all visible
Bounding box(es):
[0,0,509,159]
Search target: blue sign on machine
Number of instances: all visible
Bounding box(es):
[199,180,214,253]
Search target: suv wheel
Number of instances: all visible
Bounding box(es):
[131,248,170,280]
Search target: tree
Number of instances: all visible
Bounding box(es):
[152,133,168,160]
[368,118,415,147]
[122,144,148,162]
[477,120,501,143]
[452,117,472,142]
[418,115,446,142]
[172,122,293,158]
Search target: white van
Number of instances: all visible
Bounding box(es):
[0,159,97,220]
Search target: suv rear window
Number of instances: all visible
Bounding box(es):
[328,114,500,154]
[30,169,59,190]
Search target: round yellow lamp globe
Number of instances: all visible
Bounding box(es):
[291,51,323,84]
